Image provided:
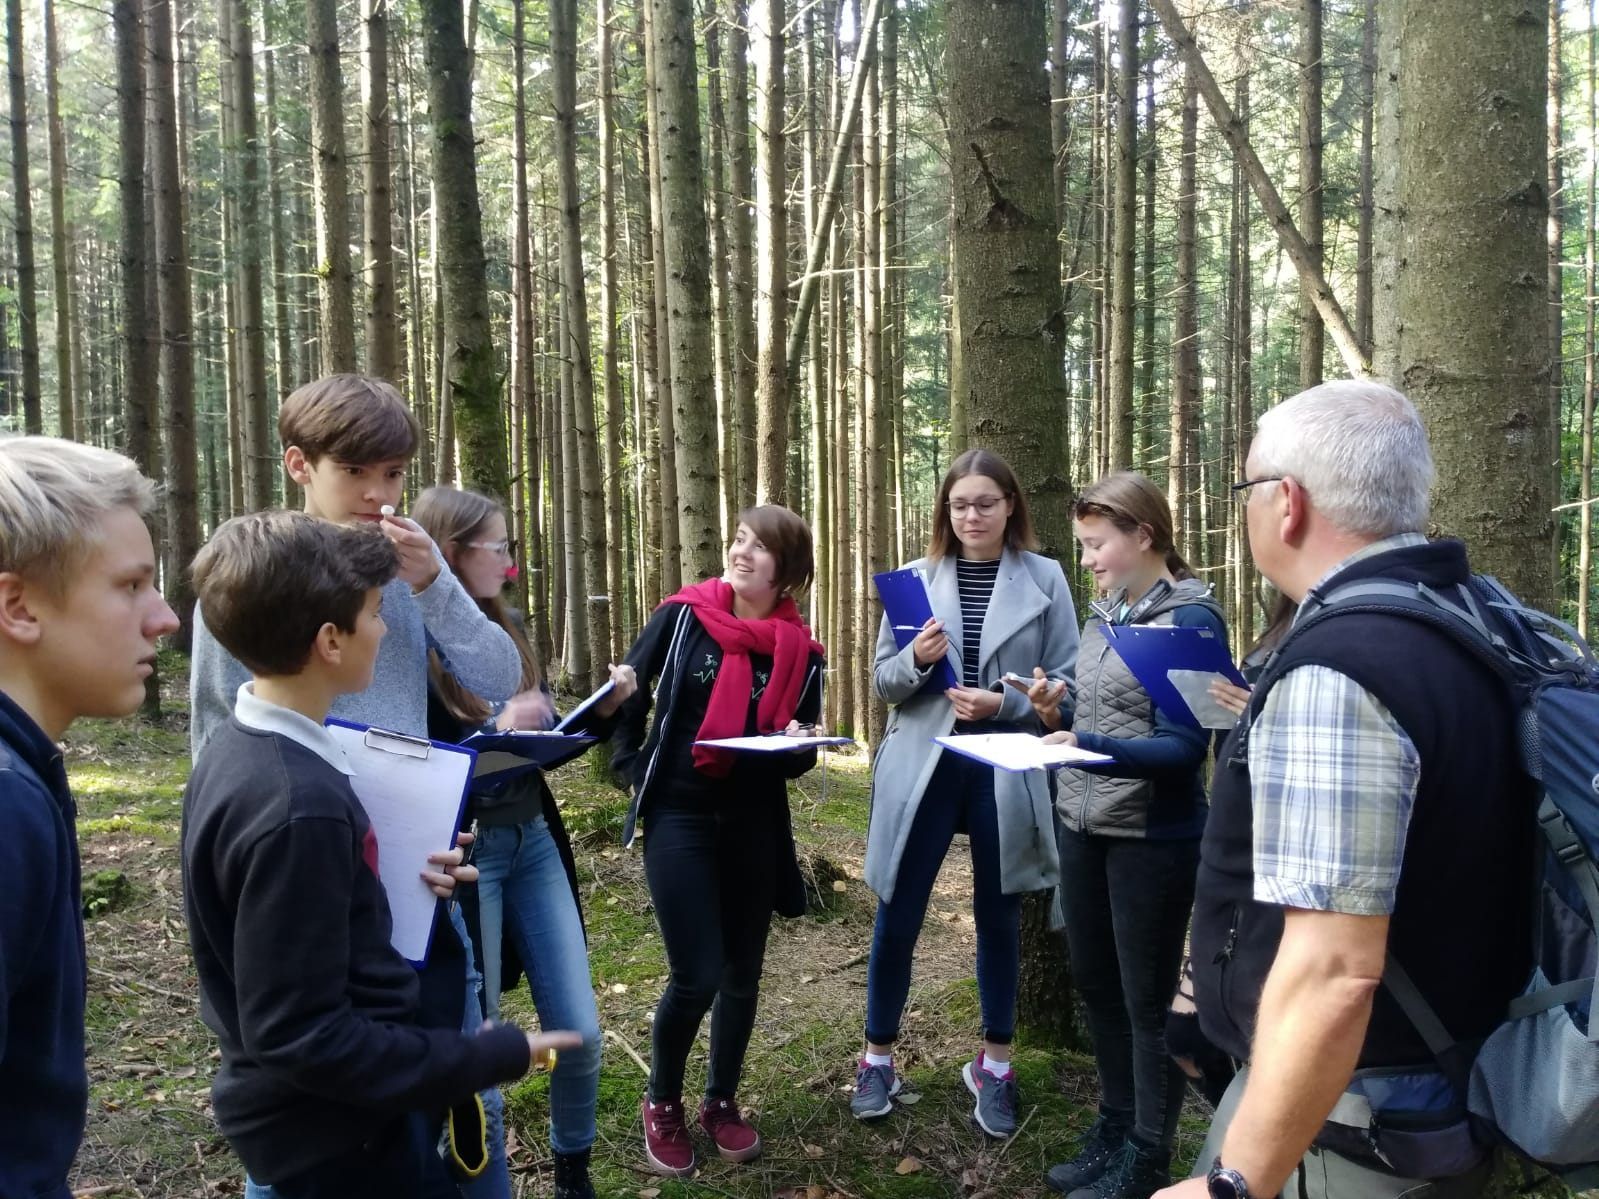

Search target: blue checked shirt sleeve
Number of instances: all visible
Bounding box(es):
[1247,665,1421,916]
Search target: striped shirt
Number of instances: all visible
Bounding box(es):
[955,557,1001,687]
[1247,533,1428,916]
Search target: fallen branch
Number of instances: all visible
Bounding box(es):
[603,1027,651,1076]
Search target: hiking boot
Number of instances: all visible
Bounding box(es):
[1065,1139,1172,1199]
[1045,1114,1131,1194]
[553,1147,595,1199]
[851,1059,903,1120]
[961,1053,1018,1138]
[641,1096,698,1178]
[699,1096,763,1163]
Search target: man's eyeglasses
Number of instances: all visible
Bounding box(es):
[465,539,513,557]
[946,496,1007,517]
[1230,476,1285,499]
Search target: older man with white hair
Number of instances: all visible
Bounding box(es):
[1157,381,1533,1199]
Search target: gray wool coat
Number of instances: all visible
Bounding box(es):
[863,548,1081,903]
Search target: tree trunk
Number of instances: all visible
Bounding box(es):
[1170,60,1200,566]
[1373,0,1553,609]
[147,0,198,636]
[6,0,42,433]
[706,14,739,538]
[949,0,1076,1046]
[1105,0,1137,470]
[1298,0,1324,389]
[753,0,789,503]
[724,0,758,507]
[42,0,73,439]
[1578,0,1596,633]
[1355,0,1375,358]
[598,0,627,656]
[363,0,399,381]
[420,0,507,497]
[559,295,589,681]
[641,0,682,592]
[116,0,155,474]
[307,0,356,373]
[782,0,883,386]
[1150,0,1368,376]
[1232,57,1255,645]
[551,0,612,687]
[652,0,723,581]
[1141,39,1161,469]
[229,0,272,509]
[262,29,297,399]
[510,0,537,642]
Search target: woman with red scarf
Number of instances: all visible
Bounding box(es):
[612,505,825,1179]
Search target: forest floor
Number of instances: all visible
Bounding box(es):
[62,657,1569,1199]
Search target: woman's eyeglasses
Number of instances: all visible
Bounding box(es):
[945,496,1007,517]
[465,539,513,558]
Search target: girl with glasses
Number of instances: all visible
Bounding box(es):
[414,486,637,1199]
[853,448,1080,1140]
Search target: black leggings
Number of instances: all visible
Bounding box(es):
[1058,826,1199,1150]
[642,801,778,1101]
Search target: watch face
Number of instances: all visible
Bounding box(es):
[1208,1163,1249,1199]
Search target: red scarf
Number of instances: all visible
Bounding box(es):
[660,578,826,776]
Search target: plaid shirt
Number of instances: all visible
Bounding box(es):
[1248,534,1427,916]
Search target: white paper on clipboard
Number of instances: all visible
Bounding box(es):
[324,719,476,966]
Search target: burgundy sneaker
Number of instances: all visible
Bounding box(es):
[699,1096,763,1163]
[642,1096,698,1177]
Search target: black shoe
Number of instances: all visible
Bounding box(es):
[1045,1114,1130,1194]
[1066,1138,1171,1199]
[554,1147,596,1199]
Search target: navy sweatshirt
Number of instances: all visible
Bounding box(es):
[181,717,531,1184]
[0,690,86,1199]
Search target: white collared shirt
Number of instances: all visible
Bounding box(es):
[232,683,355,777]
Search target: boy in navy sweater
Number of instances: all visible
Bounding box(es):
[182,511,577,1199]
[0,436,181,1199]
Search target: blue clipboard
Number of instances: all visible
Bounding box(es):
[1102,623,1248,730]
[323,718,477,967]
[873,567,960,692]
[461,729,598,780]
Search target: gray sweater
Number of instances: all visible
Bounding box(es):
[190,563,522,761]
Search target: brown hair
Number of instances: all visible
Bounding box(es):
[191,510,397,676]
[412,486,541,724]
[927,448,1038,562]
[1073,470,1193,581]
[278,374,421,465]
[737,504,815,597]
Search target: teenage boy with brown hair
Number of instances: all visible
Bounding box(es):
[0,436,181,1199]
[183,511,576,1199]
[187,374,533,1196]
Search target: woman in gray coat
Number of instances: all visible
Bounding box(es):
[851,449,1080,1139]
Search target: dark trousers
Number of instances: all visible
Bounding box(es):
[267,1111,460,1199]
[865,749,1023,1046]
[642,802,777,1101]
[1058,825,1198,1150]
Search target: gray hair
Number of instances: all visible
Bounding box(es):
[1251,379,1433,538]
[0,436,158,596]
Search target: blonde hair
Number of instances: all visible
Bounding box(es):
[411,486,541,724]
[0,436,158,597]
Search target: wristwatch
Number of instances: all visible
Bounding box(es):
[1207,1159,1254,1199]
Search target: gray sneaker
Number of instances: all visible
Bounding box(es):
[962,1055,1018,1138]
[851,1059,902,1120]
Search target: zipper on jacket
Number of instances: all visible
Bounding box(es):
[1213,905,1240,965]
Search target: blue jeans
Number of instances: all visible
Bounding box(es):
[244,907,505,1199]
[472,816,602,1155]
[865,748,1023,1045]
